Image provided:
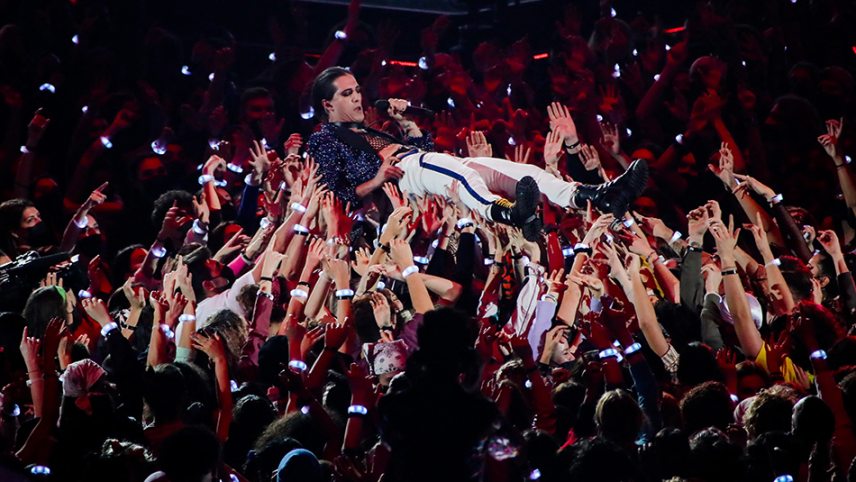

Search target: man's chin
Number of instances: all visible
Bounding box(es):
[353,111,365,123]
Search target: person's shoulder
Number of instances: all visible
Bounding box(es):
[307,123,338,144]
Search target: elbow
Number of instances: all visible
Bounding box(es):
[440,282,463,304]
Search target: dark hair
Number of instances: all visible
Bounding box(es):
[680,381,734,434]
[311,66,351,121]
[568,437,635,482]
[240,86,272,107]
[150,190,194,228]
[159,426,220,482]
[22,286,67,338]
[595,389,644,448]
[143,364,187,422]
[0,198,33,256]
[111,243,145,287]
[352,295,381,344]
[778,256,814,302]
[676,342,724,387]
[792,395,834,444]
[689,427,744,481]
[746,432,801,482]
[224,394,277,469]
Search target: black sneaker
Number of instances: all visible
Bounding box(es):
[488,176,543,241]
[572,159,649,217]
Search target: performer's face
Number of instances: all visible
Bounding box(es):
[325,74,364,123]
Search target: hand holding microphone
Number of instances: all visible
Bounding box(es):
[374,99,435,119]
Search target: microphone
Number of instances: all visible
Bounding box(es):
[374,100,434,117]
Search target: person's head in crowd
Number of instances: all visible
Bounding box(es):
[150,190,194,233]
[111,244,147,286]
[312,66,363,123]
[152,426,220,482]
[183,246,235,302]
[735,361,769,401]
[240,87,275,126]
[742,388,795,441]
[680,381,734,435]
[0,198,50,257]
[275,448,323,482]
[676,342,723,387]
[595,389,644,450]
[688,427,744,482]
[143,364,187,425]
[791,395,835,447]
[567,437,635,482]
[131,153,171,202]
[22,286,77,338]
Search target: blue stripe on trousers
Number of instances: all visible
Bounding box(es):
[416,153,493,205]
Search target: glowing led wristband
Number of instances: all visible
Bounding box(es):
[100,322,119,337]
[73,216,88,228]
[159,324,175,339]
[402,265,420,278]
[810,349,827,360]
[99,136,113,149]
[768,193,783,205]
[291,203,307,213]
[598,348,619,359]
[622,217,635,228]
[192,219,207,235]
[623,342,642,355]
[413,255,430,265]
[198,174,215,185]
[19,145,31,154]
[178,314,196,323]
[150,242,167,258]
[730,393,739,403]
[293,224,310,235]
[288,360,308,372]
[77,289,92,299]
[347,404,368,416]
[669,231,683,244]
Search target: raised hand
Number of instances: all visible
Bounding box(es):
[284,133,303,156]
[817,230,842,258]
[370,292,392,328]
[249,139,272,181]
[379,206,413,244]
[547,102,578,146]
[817,118,843,161]
[213,228,249,262]
[635,212,672,240]
[81,297,111,327]
[709,142,736,189]
[192,332,227,363]
[382,182,407,209]
[509,144,531,164]
[81,182,109,212]
[20,326,41,372]
[686,206,709,243]
[732,173,776,202]
[324,322,351,350]
[543,130,564,169]
[466,130,493,158]
[389,238,415,271]
[600,122,620,156]
[25,108,51,149]
[578,144,601,172]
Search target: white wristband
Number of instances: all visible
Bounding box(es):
[100,322,119,337]
[159,324,175,339]
[293,224,310,234]
[290,289,309,300]
[623,342,642,355]
[669,231,682,244]
[402,265,419,278]
[192,219,207,235]
[765,258,782,268]
[347,404,368,416]
[335,288,355,298]
[413,255,430,265]
[291,203,307,213]
[198,174,214,185]
[456,218,474,228]
[150,242,167,258]
[178,314,196,323]
[288,360,308,372]
[768,193,783,205]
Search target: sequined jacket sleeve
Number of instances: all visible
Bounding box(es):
[307,125,380,206]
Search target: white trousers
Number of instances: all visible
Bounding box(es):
[397,151,578,219]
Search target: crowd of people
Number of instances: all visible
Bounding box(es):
[1,0,856,480]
